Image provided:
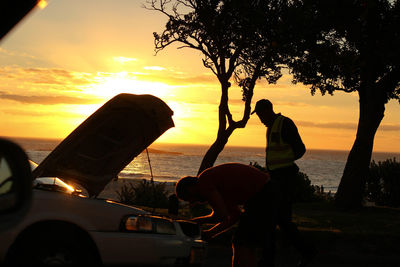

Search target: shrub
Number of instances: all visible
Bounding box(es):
[292,171,319,202]
[116,179,169,208]
[116,182,135,205]
[250,162,322,202]
[365,158,400,207]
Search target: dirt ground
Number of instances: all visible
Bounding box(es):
[202,229,400,267]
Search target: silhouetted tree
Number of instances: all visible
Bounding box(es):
[286,0,400,209]
[146,0,281,173]
[146,0,286,174]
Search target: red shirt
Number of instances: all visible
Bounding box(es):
[197,163,270,205]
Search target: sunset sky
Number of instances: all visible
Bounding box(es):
[1,0,399,152]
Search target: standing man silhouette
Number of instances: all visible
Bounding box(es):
[252,99,315,267]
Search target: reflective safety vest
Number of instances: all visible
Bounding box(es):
[266,114,295,170]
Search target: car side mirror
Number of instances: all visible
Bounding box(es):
[1,1,39,40]
[0,138,32,231]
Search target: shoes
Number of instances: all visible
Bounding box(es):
[297,248,317,267]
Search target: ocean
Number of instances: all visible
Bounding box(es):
[8,137,400,193]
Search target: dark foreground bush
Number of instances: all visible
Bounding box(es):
[365,158,400,207]
[250,162,323,202]
[116,179,169,208]
[293,171,321,202]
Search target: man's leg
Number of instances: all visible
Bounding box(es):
[273,167,316,266]
[277,196,303,248]
[232,185,278,267]
[232,244,257,267]
[271,167,302,248]
[258,230,276,267]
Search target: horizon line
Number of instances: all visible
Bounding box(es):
[2,135,400,155]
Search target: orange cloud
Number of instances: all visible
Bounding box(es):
[0,91,102,105]
[1,109,84,118]
[296,120,400,132]
[297,120,357,130]
[0,67,94,87]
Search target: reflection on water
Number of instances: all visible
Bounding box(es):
[9,137,400,193]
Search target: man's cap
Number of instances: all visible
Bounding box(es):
[251,99,273,115]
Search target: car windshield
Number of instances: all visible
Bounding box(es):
[30,160,75,194]
[33,177,75,193]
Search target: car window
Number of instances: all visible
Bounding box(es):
[29,160,38,171]
[30,160,87,196]
[33,177,75,194]
[33,177,74,192]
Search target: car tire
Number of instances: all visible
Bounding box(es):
[8,223,100,266]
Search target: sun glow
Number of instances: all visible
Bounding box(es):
[87,72,172,99]
[113,56,137,64]
[71,103,103,119]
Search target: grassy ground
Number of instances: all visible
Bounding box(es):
[197,201,400,267]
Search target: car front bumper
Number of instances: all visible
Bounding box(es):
[91,231,206,266]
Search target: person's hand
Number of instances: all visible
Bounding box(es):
[190,218,202,225]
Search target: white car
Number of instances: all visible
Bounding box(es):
[0,94,206,266]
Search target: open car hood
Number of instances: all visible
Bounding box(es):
[32,94,174,197]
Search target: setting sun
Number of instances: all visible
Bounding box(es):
[86,71,172,99]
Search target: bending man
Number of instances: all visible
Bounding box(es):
[175,163,279,267]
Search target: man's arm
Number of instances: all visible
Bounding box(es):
[196,189,241,240]
[202,209,240,241]
[282,118,306,160]
[191,211,219,225]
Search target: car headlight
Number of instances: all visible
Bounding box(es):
[122,215,176,235]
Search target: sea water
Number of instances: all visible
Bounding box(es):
[9,137,400,193]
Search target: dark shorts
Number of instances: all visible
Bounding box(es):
[232,180,280,247]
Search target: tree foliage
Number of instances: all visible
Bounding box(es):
[283,0,400,209]
[288,0,400,101]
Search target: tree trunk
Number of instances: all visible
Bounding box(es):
[197,131,232,175]
[197,77,254,174]
[334,86,385,210]
[197,80,233,174]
